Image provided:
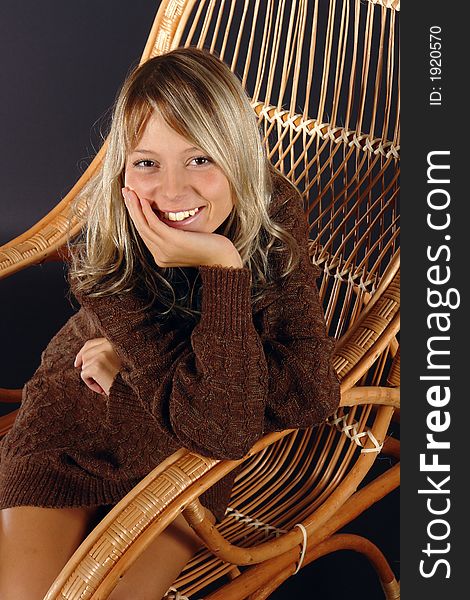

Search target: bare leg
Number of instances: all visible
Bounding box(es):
[0,505,100,599]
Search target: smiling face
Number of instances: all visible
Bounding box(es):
[124,112,234,232]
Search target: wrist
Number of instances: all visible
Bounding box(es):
[205,251,243,269]
[211,259,243,269]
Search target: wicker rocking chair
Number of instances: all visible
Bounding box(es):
[0,1,400,598]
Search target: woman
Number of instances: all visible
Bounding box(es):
[0,47,340,599]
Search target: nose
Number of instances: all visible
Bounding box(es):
[158,164,187,204]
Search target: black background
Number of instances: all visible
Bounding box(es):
[0,2,400,598]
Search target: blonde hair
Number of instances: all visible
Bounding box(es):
[68,47,299,320]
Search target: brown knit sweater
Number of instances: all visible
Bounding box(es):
[0,170,340,523]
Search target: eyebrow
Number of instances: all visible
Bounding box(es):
[131,146,202,155]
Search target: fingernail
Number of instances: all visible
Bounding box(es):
[121,187,128,201]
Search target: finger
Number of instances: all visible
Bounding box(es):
[126,189,176,247]
[123,188,155,241]
[80,371,105,395]
[86,380,105,394]
[80,363,105,393]
[74,338,107,368]
[74,350,82,369]
[139,196,171,233]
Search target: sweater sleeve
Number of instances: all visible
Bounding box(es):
[258,187,341,434]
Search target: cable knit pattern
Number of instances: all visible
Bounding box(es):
[0,169,340,524]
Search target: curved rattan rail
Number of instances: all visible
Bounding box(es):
[1,1,400,598]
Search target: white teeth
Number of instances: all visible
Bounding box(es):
[163,207,200,221]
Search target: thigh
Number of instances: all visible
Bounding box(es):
[0,505,100,599]
[108,511,214,600]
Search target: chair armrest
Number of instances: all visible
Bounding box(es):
[0,388,22,403]
[0,410,19,438]
[334,253,400,392]
[0,389,22,438]
[340,386,400,409]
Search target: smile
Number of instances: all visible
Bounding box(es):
[158,206,202,221]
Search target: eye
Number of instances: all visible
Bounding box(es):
[133,159,156,168]
[190,156,212,166]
